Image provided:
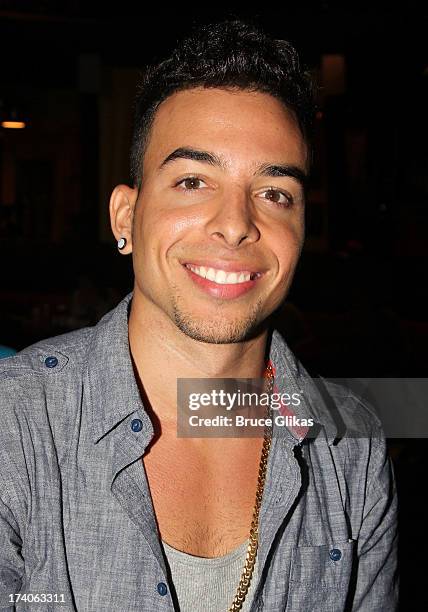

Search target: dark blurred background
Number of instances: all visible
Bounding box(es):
[0,1,427,608]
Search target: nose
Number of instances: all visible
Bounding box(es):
[205,190,260,248]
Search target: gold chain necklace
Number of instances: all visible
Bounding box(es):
[228,362,274,612]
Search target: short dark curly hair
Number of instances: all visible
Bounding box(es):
[130,20,315,187]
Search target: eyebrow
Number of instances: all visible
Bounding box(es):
[159,147,225,169]
[256,164,308,188]
[159,147,308,188]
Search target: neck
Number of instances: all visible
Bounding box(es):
[128,291,270,424]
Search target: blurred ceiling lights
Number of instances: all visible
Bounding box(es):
[0,105,26,129]
[1,120,26,129]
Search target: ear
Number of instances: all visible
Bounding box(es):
[109,184,138,254]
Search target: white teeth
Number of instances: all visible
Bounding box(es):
[206,268,216,281]
[215,270,227,284]
[187,265,255,285]
[226,272,238,284]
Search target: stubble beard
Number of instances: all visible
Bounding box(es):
[171,289,267,344]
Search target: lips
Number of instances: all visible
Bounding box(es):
[182,261,263,299]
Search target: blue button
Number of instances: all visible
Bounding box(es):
[329,548,342,561]
[131,418,143,432]
[157,582,168,596]
[44,356,58,368]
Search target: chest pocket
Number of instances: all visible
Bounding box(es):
[286,540,355,612]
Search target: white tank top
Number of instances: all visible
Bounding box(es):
[162,538,258,612]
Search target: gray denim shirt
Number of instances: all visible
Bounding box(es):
[0,294,398,611]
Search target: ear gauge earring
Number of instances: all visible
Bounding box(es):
[117,237,127,250]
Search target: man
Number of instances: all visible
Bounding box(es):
[0,20,397,612]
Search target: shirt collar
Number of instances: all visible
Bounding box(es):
[270,329,341,446]
[87,293,339,445]
[88,293,149,443]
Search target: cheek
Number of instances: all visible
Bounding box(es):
[135,204,203,271]
[138,189,201,236]
[270,222,304,270]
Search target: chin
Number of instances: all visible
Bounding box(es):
[171,299,267,344]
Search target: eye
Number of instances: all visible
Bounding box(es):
[175,176,207,190]
[260,188,293,207]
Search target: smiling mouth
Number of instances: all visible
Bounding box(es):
[184,264,261,285]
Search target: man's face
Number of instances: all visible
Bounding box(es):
[130,87,308,343]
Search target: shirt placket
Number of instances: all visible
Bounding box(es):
[109,413,175,611]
